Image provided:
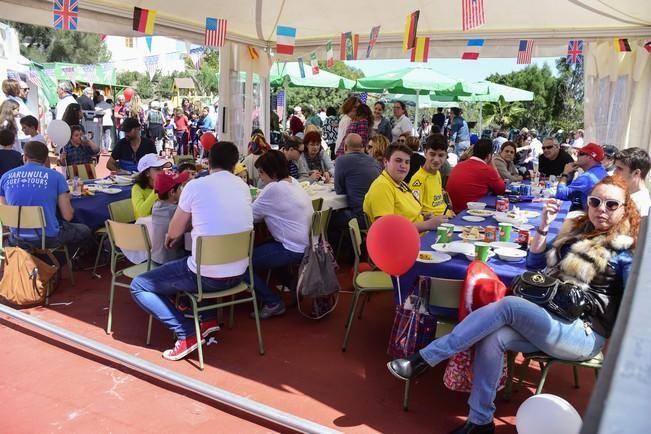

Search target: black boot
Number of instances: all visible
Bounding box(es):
[387,351,430,380]
[449,421,495,434]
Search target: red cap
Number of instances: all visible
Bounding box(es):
[154,171,190,195]
[578,143,604,162]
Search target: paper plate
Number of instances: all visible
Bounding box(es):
[521,210,540,218]
[459,234,484,242]
[453,225,465,232]
[94,179,114,185]
[467,209,495,217]
[494,247,527,262]
[462,215,485,222]
[464,251,496,261]
[417,251,452,264]
[431,243,450,253]
[445,241,476,256]
[490,241,521,249]
[100,187,122,195]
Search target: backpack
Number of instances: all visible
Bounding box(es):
[0,247,60,307]
[148,110,164,125]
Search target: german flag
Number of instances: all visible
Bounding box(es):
[133,7,156,34]
[410,37,430,62]
[614,38,631,52]
[403,10,420,51]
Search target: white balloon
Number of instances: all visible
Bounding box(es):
[46,120,71,149]
[516,394,582,434]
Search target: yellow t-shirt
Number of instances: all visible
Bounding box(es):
[409,167,447,215]
[363,171,424,223]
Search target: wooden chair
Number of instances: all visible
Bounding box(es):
[104,220,156,339]
[91,199,136,277]
[0,204,75,303]
[183,230,264,370]
[66,163,97,180]
[341,218,394,352]
[402,277,463,410]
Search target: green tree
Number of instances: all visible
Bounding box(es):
[183,49,219,95]
[5,20,110,64]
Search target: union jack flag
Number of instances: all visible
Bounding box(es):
[53,0,79,31]
[567,40,583,65]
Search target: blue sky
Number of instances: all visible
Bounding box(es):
[346,57,560,82]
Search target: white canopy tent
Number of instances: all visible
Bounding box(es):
[2,0,650,150]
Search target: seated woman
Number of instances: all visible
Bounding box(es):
[299,131,334,183]
[388,175,639,434]
[492,141,523,182]
[132,153,172,219]
[250,150,313,319]
[367,134,389,171]
[241,133,270,187]
[59,125,99,166]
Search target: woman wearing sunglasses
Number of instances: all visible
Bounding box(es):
[388,175,640,434]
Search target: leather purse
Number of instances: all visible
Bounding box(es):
[511,271,589,321]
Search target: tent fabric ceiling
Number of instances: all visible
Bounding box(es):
[2,0,650,58]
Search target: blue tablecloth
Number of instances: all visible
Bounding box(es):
[71,184,132,230]
[395,194,570,303]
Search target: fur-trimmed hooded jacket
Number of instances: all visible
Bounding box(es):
[526,222,634,338]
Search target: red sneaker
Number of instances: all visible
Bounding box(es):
[200,319,221,338]
[162,335,205,361]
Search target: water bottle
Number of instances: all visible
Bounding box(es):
[72,176,81,196]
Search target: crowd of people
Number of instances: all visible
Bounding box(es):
[1,80,650,433]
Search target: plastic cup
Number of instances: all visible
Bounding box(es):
[499,223,513,241]
[441,223,455,238]
[437,226,450,243]
[249,187,259,200]
[474,242,491,262]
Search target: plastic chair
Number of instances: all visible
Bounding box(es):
[402,277,463,410]
[311,197,324,212]
[341,218,393,352]
[104,220,156,339]
[504,350,604,400]
[66,163,96,180]
[183,230,264,370]
[173,155,195,167]
[0,204,75,303]
[91,199,136,277]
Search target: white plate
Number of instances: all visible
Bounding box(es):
[490,241,521,249]
[453,225,465,232]
[446,241,476,256]
[494,212,528,225]
[100,187,122,195]
[521,210,540,218]
[459,234,484,242]
[515,224,534,231]
[95,179,114,185]
[417,251,452,264]
[85,185,101,192]
[464,251,496,261]
[467,209,495,217]
[431,243,450,253]
[494,247,527,262]
[462,215,485,222]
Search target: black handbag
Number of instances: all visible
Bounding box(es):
[511,271,589,321]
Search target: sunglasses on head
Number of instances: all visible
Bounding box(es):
[587,196,623,211]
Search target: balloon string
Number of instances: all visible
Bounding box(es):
[397,277,402,306]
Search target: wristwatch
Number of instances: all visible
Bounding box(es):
[536,227,549,236]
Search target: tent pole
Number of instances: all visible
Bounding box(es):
[414,90,420,137]
[479,103,483,135]
[283,81,288,130]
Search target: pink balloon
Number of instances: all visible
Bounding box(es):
[123,88,135,102]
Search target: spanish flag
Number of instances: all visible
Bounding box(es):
[614,38,631,52]
[403,10,420,51]
[247,46,259,60]
[133,7,156,35]
[410,37,430,62]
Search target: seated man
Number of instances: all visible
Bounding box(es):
[281,136,308,181]
[445,139,506,214]
[107,118,157,173]
[59,125,99,166]
[130,142,253,361]
[151,170,190,265]
[363,143,447,233]
[409,133,453,216]
[556,142,608,211]
[0,128,22,177]
[614,147,650,216]
[537,136,575,178]
[0,141,92,252]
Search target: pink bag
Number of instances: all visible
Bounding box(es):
[443,350,508,392]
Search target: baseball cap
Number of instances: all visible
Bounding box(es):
[121,117,141,132]
[137,153,172,172]
[470,134,479,145]
[578,143,604,162]
[154,171,190,195]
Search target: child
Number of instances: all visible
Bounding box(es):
[234,162,249,184]
[0,128,23,177]
[151,171,190,265]
[172,108,190,156]
[19,115,47,146]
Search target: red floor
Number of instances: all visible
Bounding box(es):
[0,260,596,433]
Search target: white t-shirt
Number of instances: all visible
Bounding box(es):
[178,170,253,278]
[392,115,413,142]
[55,95,76,120]
[335,114,351,150]
[631,189,650,217]
[253,179,313,253]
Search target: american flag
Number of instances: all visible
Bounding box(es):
[517,40,534,64]
[28,71,43,88]
[462,0,485,31]
[205,18,227,48]
[276,90,285,121]
[359,92,368,104]
[53,0,79,31]
[567,40,583,65]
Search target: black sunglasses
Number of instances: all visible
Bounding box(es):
[542,145,554,150]
[587,196,623,211]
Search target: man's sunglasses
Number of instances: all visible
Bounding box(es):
[542,145,554,150]
[587,196,624,211]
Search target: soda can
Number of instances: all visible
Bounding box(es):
[517,228,530,249]
[502,197,510,211]
[545,181,552,189]
[495,198,504,212]
[484,226,497,242]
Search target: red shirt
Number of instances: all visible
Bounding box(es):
[174,115,189,132]
[445,157,506,213]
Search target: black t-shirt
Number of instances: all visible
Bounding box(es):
[111,137,157,164]
[0,149,23,177]
[405,153,426,184]
[539,149,575,177]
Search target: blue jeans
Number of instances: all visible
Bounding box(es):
[130,257,244,339]
[247,241,304,306]
[418,296,605,425]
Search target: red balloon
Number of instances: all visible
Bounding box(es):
[200,132,217,151]
[366,215,420,276]
[123,88,135,102]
